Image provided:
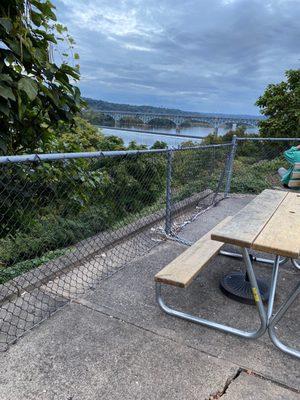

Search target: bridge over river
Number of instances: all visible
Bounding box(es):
[100,110,264,134]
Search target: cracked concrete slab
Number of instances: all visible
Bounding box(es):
[81,244,300,390]
[0,196,299,400]
[0,302,238,400]
[220,372,300,400]
[83,196,300,390]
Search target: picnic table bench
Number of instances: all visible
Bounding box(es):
[155,189,300,359]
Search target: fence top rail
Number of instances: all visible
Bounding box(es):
[236,137,300,142]
[0,143,231,164]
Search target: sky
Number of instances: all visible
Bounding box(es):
[53,0,300,115]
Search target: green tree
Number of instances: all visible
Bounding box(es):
[256,69,300,138]
[47,117,124,153]
[0,0,84,155]
[151,140,168,149]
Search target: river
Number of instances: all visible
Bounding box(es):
[97,125,258,148]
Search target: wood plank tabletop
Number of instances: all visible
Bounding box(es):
[253,192,300,258]
[211,189,300,258]
[211,189,288,248]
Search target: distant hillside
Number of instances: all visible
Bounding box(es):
[84,98,191,115]
[84,98,262,119]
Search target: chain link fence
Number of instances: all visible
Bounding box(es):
[1,136,298,349]
[0,144,230,349]
[228,137,300,194]
[168,144,231,233]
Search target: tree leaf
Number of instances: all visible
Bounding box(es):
[0,102,10,116]
[0,18,12,33]
[0,74,13,83]
[55,24,67,34]
[30,10,43,27]
[18,77,38,101]
[31,0,57,21]
[0,83,15,101]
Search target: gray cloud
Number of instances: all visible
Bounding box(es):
[53,0,300,114]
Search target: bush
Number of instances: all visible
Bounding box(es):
[0,119,166,273]
[0,249,71,285]
[230,157,285,194]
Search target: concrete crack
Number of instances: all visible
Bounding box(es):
[207,368,300,399]
[207,368,242,399]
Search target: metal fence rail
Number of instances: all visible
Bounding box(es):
[0,143,229,164]
[0,143,230,349]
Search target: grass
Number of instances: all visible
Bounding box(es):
[0,248,73,284]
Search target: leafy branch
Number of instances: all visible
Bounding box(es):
[0,0,84,154]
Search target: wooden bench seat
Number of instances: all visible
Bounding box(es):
[154,216,231,288]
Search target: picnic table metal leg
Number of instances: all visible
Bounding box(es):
[218,251,289,305]
[156,247,267,339]
[219,250,288,267]
[268,282,300,359]
[267,255,280,321]
[291,259,300,271]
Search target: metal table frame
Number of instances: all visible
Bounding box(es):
[156,249,300,359]
[267,256,300,359]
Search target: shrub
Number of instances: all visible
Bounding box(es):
[0,119,166,272]
[230,157,285,194]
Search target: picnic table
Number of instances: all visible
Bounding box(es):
[155,189,300,359]
[212,189,300,358]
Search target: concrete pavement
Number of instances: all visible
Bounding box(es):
[0,195,299,399]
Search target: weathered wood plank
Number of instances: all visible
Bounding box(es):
[289,180,300,188]
[253,192,300,258]
[155,217,231,288]
[291,171,300,179]
[211,189,288,248]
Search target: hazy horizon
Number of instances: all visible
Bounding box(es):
[85,97,263,117]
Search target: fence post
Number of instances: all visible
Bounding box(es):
[225,135,237,197]
[165,150,173,235]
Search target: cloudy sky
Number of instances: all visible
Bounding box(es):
[53,0,299,115]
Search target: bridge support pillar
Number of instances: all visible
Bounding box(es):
[213,126,219,136]
[232,123,237,131]
[175,125,180,133]
[114,117,122,128]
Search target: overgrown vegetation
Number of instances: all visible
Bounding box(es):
[202,126,293,193]
[0,122,169,279]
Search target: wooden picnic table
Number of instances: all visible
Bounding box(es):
[211,189,300,359]
[155,189,299,359]
[211,189,300,259]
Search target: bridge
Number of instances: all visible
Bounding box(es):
[99,110,263,134]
